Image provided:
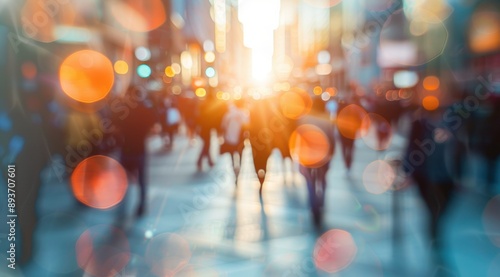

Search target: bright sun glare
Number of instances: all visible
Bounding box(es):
[238,0,280,81]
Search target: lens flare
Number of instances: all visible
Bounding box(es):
[195,88,207,97]
[469,10,500,54]
[422,96,440,111]
[71,155,128,209]
[313,86,323,95]
[146,233,191,277]
[76,225,130,277]
[423,76,440,91]
[362,160,395,194]
[109,0,166,32]
[279,88,312,119]
[337,104,368,139]
[114,60,129,75]
[314,229,357,273]
[289,124,331,168]
[137,64,152,78]
[60,50,114,103]
[165,66,175,77]
[380,9,448,66]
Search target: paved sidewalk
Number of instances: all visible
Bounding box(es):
[1,132,498,277]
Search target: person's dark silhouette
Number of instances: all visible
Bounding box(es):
[248,97,293,195]
[248,98,275,194]
[295,97,335,225]
[196,91,226,171]
[1,57,53,265]
[115,86,157,216]
[404,109,455,262]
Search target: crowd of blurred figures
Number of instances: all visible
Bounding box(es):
[3,76,500,267]
[1,0,500,275]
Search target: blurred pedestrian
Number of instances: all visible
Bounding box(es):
[115,86,158,216]
[178,88,198,145]
[404,108,455,261]
[336,97,357,173]
[162,95,181,150]
[220,99,249,177]
[273,93,296,177]
[294,97,335,225]
[248,98,276,194]
[196,90,226,171]
[473,97,500,194]
[1,54,55,264]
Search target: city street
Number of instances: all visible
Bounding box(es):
[3,129,498,277]
[1,0,500,276]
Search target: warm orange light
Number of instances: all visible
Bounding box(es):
[469,10,500,54]
[423,76,440,91]
[195,88,207,97]
[60,50,114,103]
[313,86,323,96]
[71,155,128,209]
[165,66,175,77]
[422,95,440,111]
[289,124,331,168]
[314,229,357,273]
[337,104,368,139]
[326,87,337,96]
[110,0,166,32]
[279,88,312,119]
[114,60,129,75]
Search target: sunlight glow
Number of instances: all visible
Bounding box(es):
[238,0,280,81]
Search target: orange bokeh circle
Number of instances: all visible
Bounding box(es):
[279,88,313,119]
[71,155,128,209]
[110,0,166,32]
[60,50,114,103]
[337,104,368,139]
[422,96,440,111]
[289,124,331,168]
[423,76,440,91]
